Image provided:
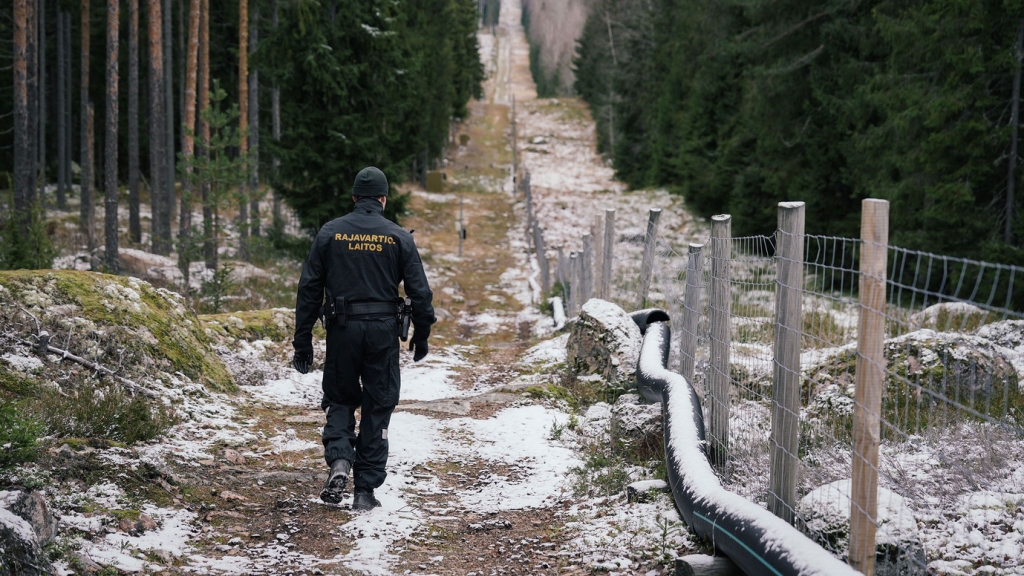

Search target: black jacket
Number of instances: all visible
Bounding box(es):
[293,199,435,351]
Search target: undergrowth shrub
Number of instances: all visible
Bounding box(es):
[33,384,177,444]
[0,401,41,469]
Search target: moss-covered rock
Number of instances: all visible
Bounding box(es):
[199,308,294,346]
[0,270,234,392]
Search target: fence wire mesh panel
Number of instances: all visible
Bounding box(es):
[679,231,1024,574]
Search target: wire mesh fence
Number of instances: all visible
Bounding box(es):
[536,198,1024,574]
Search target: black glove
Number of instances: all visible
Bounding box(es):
[293,348,314,374]
[409,323,431,362]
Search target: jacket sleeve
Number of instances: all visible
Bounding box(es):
[293,232,326,351]
[401,235,436,327]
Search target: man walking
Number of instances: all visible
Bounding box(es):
[292,166,435,511]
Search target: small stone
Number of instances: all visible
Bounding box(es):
[276,533,289,541]
[137,513,158,532]
[152,548,176,563]
[285,429,297,441]
[220,490,247,502]
[228,537,242,545]
[221,449,245,465]
[198,459,216,466]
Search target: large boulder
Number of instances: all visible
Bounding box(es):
[566,299,642,391]
[0,490,58,575]
[797,479,925,576]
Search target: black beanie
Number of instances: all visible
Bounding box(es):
[352,166,389,197]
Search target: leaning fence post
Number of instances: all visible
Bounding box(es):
[680,243,705,384]
[582,233,594,303]
[850,199,889,575]
[533,222,550,295]
[637,208,662,308]
[708,215,732,471]
[603,209,616,301]
[769,202,805,524]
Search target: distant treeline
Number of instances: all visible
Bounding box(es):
[574,0,1024,264]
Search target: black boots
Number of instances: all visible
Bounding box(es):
[321,459,380,511]
[351,490,381,512]
[320,459,351,504]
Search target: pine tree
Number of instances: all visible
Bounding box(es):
[104,0,120,272]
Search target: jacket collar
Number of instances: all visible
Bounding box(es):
[355,198,385,215]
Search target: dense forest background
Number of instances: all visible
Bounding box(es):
[573,0,1024,264]
[0,0,483,270]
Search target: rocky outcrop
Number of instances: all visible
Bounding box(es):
[803,321,1024,428]
[0,270,235,392]
[566,299,642,391]
[797,479,925,576]
[0,490,58,575]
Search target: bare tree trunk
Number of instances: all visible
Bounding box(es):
[148,0,169,254]
[27,0,39,209]
[56,4,67,209]
[104,0,120,273]
[163,0,175,240]
[81,0,96,254]
[199,0,214,270]
[1008,19,1024,246]
[271,0,282,237]
[238,0,250,260]
[38,0,46,197]
[128,0,141,243]
[248,8,260,238]
[14,0,33,240]
[63,9,73,202]
[179,0,200,286]
[87,103,96,251]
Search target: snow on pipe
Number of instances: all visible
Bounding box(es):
[630,310,862,576]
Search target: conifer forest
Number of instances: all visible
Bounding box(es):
[0,0,483,271]
[572,0,1024,263]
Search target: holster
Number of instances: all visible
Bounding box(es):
[400,298,412,341]
[325,296,348,328]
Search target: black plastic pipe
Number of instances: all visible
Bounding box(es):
[630,310,861,576]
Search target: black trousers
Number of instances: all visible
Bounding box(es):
[321,316,400,491]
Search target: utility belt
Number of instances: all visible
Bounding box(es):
[322,297,412,339]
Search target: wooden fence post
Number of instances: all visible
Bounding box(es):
[582,233,594,304]
[557,246,566,289]
[593,214,604,299]
[533,222,550,295]
[680,243,705,384]
[708,215,732,471]
[569,251,579,316]
[637,208,662,308]
[769,201,805,524]
[850,199,889,575]
[603,209,615,301]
